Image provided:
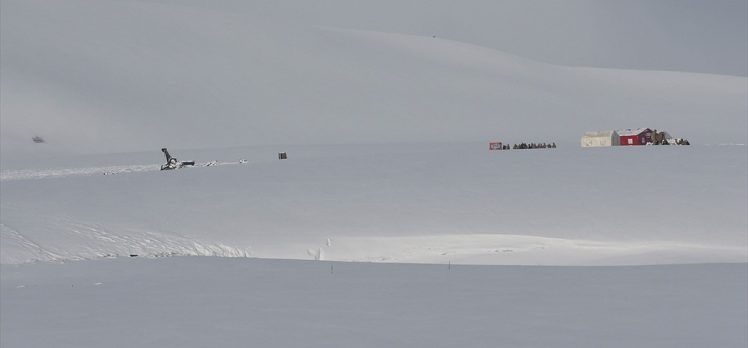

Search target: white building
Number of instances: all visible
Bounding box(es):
[581,130,620,147]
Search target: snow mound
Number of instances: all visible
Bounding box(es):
[321,234,747,266]
[0,222,250,264]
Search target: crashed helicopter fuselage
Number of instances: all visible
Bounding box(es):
[160,148,195,170]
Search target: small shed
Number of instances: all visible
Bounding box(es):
[581,130,620,147]
[617,128,653,146]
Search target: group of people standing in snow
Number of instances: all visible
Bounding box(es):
[491,142,558,150]
[513,142,557,149]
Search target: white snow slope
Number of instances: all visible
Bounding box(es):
[2,258,746,348]
[2,143,746,265]
[2,0,744,265]
[1,0,746,156]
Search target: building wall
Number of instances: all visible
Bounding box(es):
[620,130,653,146]
[642,131,653,144]
[580,137,593,147]
[581,132,620,147]
[581,136,610,147]
[620,135,639,145]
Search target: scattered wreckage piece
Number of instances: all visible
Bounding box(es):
[160,148,195,170]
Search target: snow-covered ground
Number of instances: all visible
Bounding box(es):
[3,0,744,266]
[2,143,746,265]
[2,257,746,348]
[2,1,746,346]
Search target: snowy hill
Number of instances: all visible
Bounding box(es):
[2,0,746,157]
[2,143,745,265]
[1,0,746,265]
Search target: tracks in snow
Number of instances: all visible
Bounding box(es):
[0,220,252,264]
[0,160,248,181]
